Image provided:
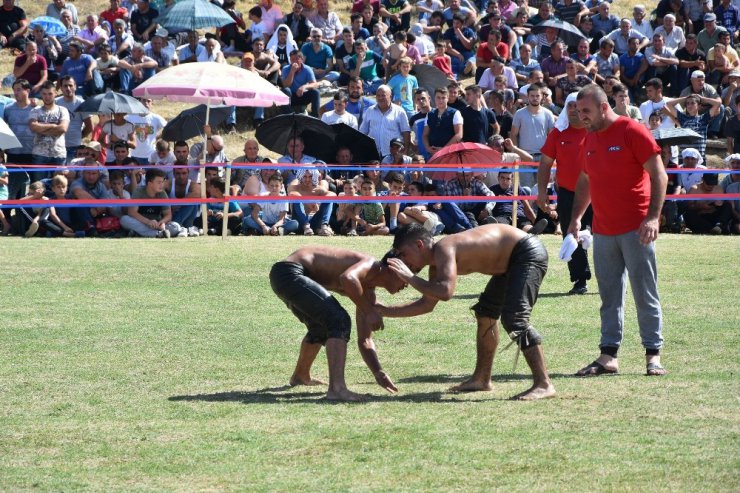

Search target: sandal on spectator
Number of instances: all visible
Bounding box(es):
[303,224,314,236]
[24,222,39,238]
[646,362,667,376]
[575,361,618,377]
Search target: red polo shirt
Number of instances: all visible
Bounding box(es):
[583,116,660,235]
[540,125,587,192]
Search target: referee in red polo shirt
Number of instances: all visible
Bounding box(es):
[537,92,592,295]
[568,85,669,378]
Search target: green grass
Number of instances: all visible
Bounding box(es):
[0,234,738,492]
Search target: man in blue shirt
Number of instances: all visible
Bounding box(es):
[619,37,649,102]
[443,14,476,77]
[301,28,339,82]
[281,50,321,117]
[60,42,103,96]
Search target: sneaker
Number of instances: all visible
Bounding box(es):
[710,224,722,235]
[568,280,588,295]
[530,218,548,235]
[277,226,284,236]
[227,123,237,134]
[187,226,200,237]
[318,224,334,236]
[24,222,39,238]
[303,224,314,236]
[157,229,171,239]
[176,230,188,238]
[207,228,217,236]
[346,228,358,237]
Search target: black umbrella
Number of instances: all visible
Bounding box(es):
[412,64,450,97]
[255,114,336,163]
[651,127,702,146]
[531,19,586,49]
[74,91,149,115]
[331,123,381,163]
[162,104,232,141]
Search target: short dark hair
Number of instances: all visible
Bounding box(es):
[392,223,432,250]
[333,90,348,102]
[40,80,56,91]
[109,170,125,183]
[385,171,405,185]
[644,78,663,90]
[145,167,166,183]
[249,6,262,17]
[174,140,188,149]
[12,78,31,90]
[209,177,226,193]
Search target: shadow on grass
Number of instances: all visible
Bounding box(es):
[168,386,507,404]
[398,373,583,384]
[538,291,599,298]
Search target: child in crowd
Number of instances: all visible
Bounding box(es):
[433,41,455,81]
[105,170,130,218]
[46,175,76,237]
[386,31,408,76]
[387,56,418,117]
[149,139,175,168]
[397,180,444,235]
[648,110,663,130]
[244,173,299,235]
[335,180,361,236]
[202,177,243,235]
[356,179,389,236]
[96,44,120,90]
[17,180,73,237]
[248,6,268,44]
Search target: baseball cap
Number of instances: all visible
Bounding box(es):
[242,52,255,61]
[704,13,716,22]
[84,141,102,153]
[410,23,423,37]
[691,70,705,79]
[729,69,740,78]
[389,138,404,149]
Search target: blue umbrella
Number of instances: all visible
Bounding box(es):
[30,16,67,37]
[156,0,236,31]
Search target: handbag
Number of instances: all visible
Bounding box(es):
[95,215,121,233]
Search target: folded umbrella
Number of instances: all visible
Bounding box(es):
[162,104,232,141]
[412,64,450,98]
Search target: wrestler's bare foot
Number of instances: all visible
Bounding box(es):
[289,374,328,386]
[449,377,493,393]
[326,387,366,402]
[511,383,556,401]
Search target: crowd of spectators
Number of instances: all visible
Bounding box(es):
[0,0,738,238]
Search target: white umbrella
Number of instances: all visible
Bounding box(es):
[0,118,22,150]
[134,63,289,237]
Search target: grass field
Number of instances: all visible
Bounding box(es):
[1,233,738,492]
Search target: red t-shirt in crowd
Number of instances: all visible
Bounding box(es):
[540,125,587,192]
[14,54,47,87]
[583,116,661,235]
[476,41,509,64]
[100,7,128,27]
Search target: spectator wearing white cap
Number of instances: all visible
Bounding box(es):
[677,147,708,191]
[679,69,725,137]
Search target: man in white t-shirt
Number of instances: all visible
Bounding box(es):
[126,97,166,164]
[320,90,359,128]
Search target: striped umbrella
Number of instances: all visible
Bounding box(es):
[156,0,236,31]
[30,16,67,36]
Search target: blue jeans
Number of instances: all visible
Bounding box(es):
[363,78,383,95]
[281,87,321,117]
[292,201,334,231]
[173,205,198,228]
[593,230,664,353]
[243,213,300,234]
[30,155,66,182]
[74,70,104,97]
[119,67,155,95]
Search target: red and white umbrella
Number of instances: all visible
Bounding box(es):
[133,62,288,107]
